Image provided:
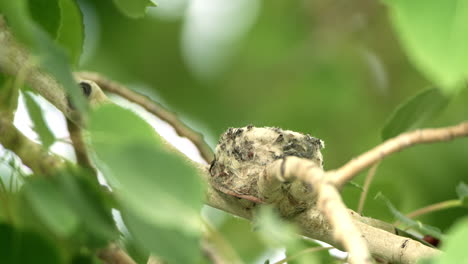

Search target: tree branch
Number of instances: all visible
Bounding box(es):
[0,19,75,120]
[332,122,468,187]
[75,71,214,164]
[266,157,372,264]
[0,115,64,175]
[0,21,442,264]
[66,119,94,170]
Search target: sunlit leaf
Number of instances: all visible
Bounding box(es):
[123,208,201,264]
[23,178,79,236]
[456,182,468,207]
[89,104,205,258]
[23,92,56,149]
[112,0,155,18]
[382,88,449,140]
[57,0,84,65]
[217,216,267,263]
[375,192,444,239]
[383,0,468,93]
[0,223,62,264]
[255,206,332,264]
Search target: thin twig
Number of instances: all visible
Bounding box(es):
[273,246,333,264]
[66,119,94,170]
[75,71,214,164]
[357,162,380,214]
[394,200,462,226]
[332,122,468,187]
[0,115,64,175]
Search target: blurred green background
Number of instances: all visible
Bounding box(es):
[79,0,468,231]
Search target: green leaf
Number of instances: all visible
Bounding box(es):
[123,208,201,264]
[0,0,86,111]
[255,206,332,264]
[55,169,118,247]
[56,0,84,65]
[0,74,19,115]
[112,0,154,18]
[383,0,468,93]
[23,178,79,237]
[89,104,205,259]
[90,104,205,231]
[456,182,468,207]
[0,223,62,264]
[382,88,449,140]
[23,92,56,149]
[255,206,299,248]
[27,0,61,39]
[375,192,444,239]
[217,216,267,263]
[424,218,468,264]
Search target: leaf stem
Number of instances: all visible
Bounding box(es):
[405,199,462,219]
[357,162,380,214]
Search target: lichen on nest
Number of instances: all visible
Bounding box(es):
[209,126,324,210]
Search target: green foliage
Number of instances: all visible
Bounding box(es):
[255,206,334,264]
[0,223,62,264]
[383,0,468,93]
[22,178,78,236]
[112,0,155,18]
[216,215,267,263]
[123,209,201,263]
[382,88,449,140]
[2,0,468,262]
[27,0,61,39]
[456,182,468,207]
[375,193,444,239]
[420,218,468,264]
[18,169,118,248]
[56,0,84,65]
[89,104,205,262]
[23,92,56,149]
[0,0,85,110]
[0,74,19,115]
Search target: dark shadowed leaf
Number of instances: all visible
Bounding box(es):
[382,88,449,140]
[55,169,118,247]
[0,74,19,114]
[456,182,468,207]
[112,0,156,18]
[56,0,84,65]
[382,0,468,93]
[23,178,79,236]
[0,223,62,264]
[27,0,61,39]
[375,192,444,239]
[23,92,56,149]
